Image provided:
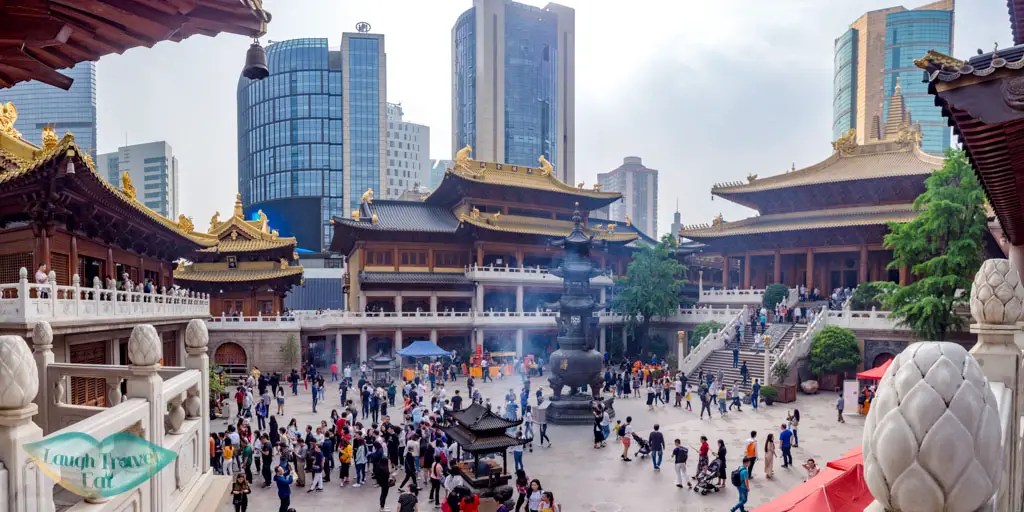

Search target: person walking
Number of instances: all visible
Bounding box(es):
[699,387,712,420]
[779,424,794,468]
[732,340,740,369]
[231,473,250,512]
[276,387,285,416]
[307,444,324,492]
[671,439,691,488]
[513,469,530,512]
[763,433,777,479]
[729,457,752,512]
[740,361,749,387]
[697,436,710,475]
[538,410,552,448]
[273,466,293,512]
[837,392,846,423]
[673,378,683,408]
[428,456,444,508]
[715,440,728,488]
[787,409,801,447]
[338,438,352,487]
[751,379,760,411]
[744,431,758,479]
[513,429,525,471]
[648,424,665,470]
[619,416,634,462]
[259,435,273,487]
[370,443,394,512]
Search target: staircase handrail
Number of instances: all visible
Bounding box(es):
[765,305,828,384]
[764,323,792,352]
[679,306,746,376]
[786,287,800,308]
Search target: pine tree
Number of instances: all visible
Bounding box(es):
[613,234,686,356]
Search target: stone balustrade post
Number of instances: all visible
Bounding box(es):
[17,268,30,321]
[30,322,53,433]
[863,342,1002,512]
[47,271,56,313]
[0,334,54,512]
[124,324,165,512]
[184,319,210,474]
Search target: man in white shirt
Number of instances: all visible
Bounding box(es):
[35,263,49,298]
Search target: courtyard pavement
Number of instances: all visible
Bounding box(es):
[214,373,865,512]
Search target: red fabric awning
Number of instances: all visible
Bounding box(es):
[827,446,863,472]
[753,464,873,512]
[752,467,844,512]
[856,359,892,381]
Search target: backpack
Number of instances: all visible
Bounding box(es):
[617,424,626,437]
[731,467,743,487]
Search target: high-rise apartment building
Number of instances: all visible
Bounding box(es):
[833,0,953,154]
[385,103,430,199]
[452,0,575,184]
[597,157,659,237]
[98,142,179,218]
[0,62,97,160]
[237,34,386,251]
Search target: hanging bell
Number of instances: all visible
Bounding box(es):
[242,40,269,80]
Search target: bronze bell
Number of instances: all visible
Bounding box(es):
[243,41,269,80]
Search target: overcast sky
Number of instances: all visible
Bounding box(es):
[93,0,1011,238]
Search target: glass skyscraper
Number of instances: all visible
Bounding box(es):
[237,35,385,251]
[832,1,953,154]
[0,62,97,160]
[452,0,575,184]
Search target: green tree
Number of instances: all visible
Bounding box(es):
[808,326,860,377]
[613,234,686,356]
[691,320,725,348]
[849,281,897,310]
[209,364,225,395]
[280,334,301,369]
[762,283,789,309]
[883,149,987,340]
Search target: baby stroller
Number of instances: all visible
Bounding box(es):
[630,433,650,459]
[693,459,721,496]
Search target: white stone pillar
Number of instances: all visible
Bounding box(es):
[125,324,166,512]
[358,292,366,312]
[0,334,52,512]
[599,326,607,354]
[516,285,524,314]
[473,329,483,351]
[676,331,686,371]
[430,292,438,313]
[599,287,607,307]
[515,329,524,359]
[359,329,368,362]
[475,283,485,312]
[395,329,403,354]
[430,329,438,344]
[30,322,53,433]
[622,324,629,353]
[395,294,403,313]
[335,332,343,368]
[184,320,210,475]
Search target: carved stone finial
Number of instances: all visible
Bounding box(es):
[19,267,27,280]
[863,342,1002,512]
[360,188,374,205]
[234,193,244,218]
[32,321,53,348]
[970,258,1024,325]
[0,102,22,139]
[127,324,162,366]
[121,172,137,200]
[177,214,194,233]
[184,319,209,349]
[831,129,857,156]
[209,211,220,232]
[0,335,39,408]
[41,125,58,150]
[538,154,553,176]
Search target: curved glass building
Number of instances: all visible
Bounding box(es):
[452,0,575,184]
[237,36,386,251]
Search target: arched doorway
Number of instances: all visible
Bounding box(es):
[872,353,894,369]
[215,342,248,376]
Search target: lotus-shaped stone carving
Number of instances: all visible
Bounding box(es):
[970,258,1024,325]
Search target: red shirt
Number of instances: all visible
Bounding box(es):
[335,418,346,433]
[461,495,480,512]
[700,441,709,457]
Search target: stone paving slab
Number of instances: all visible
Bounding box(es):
[214,375,864,511]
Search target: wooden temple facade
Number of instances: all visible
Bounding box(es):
[174,195,303,317]
[680,82,945,292]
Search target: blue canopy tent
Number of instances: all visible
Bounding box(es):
[396,341,452,358]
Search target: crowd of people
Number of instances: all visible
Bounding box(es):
[213,363,563,512]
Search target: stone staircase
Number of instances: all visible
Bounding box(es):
[686,323,806,393]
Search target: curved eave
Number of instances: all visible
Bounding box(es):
[458,216,639,245]
[680,205,918,242]
[173,266,304,284]
[426,170,621,210]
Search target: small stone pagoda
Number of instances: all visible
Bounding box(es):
[543,205,615,424]
[442,403,523,498]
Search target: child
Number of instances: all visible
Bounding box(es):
[612,420,623,441]
[684,387,692,411]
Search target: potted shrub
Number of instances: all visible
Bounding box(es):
[759,385,779,405]
[808,326,860,389]
[771,360,790,385]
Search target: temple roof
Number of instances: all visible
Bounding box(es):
[333,200,459,233]
[1011,0,1024,45]
[679,203,918,240]
[196,238,295,253]
[173,265,303,283]
[460,213,641,243]
[0,0,270,89]
[448,403,521,431]
[359,271,472,286]
[442,426,527,453]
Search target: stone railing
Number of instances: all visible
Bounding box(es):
[765,305,826,384]
[786,287,800,308]
[465,264,615,286]
[825,307,908,331]
[698,288,765,304]
[679,306,746,376]
[208,309,633,331]
[0,268,210,324]
[762,322,792,352]
[6,319,217,512]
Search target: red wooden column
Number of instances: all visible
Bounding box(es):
[773,250,782,284]
[805,249,815,291]
[859,245,869,284]
[899,264,908,286]
[70,235,79,280]
[106,247,115,281]
[722,253,730,288]
[743,252,751,288]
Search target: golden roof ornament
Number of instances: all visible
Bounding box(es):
[576,182,585,191]
[176,214,194,233]
[894,120,923,148]
[0,102,21,139]
[231,230,238,240]
[625,215,631,227]
[279,258,288,270]
[40,125,58,150]
[746,173,758,183]
[831,129,857,156]
[455,144,473,169]
[271,229,279,239]
[208,211,220,232]
[492,212,501,223]
[121,172,137,200]
[592,183,603,192]
[470,206,480,219]
[712,213,725,228]
[913,49,964,71]
[607,223,616,233]
[80,146,95,169]
[257,209,268,224]
[538,154,553,176]
[351,209,361,221]
[371,212,378,225]
[361,188,374,204]
[175,261,185,271]
[233,193,244,218]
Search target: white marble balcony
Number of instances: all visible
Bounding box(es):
[0,268,210,326]
[464,264,615,287]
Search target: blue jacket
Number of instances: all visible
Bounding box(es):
[274,474,293,497]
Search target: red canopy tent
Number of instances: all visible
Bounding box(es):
[855,359,892,381]
[753,464,873,512]
[827,446,863,472]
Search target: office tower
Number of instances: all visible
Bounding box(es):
[670,201,683,241]
[833,0,953,154]
[428,159,454,191]
[98,141,179,218]
[452,0,575,184]
[385,103,430,198]
[237,34,386,251]
[0,62,97,160]
[597,157,659,237]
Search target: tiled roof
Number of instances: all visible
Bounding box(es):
[679,204,919,239]
[359,271,472,286]
[461,213,639,243]
[442,425,526,453]
[590,217,657,244]
[449,403,522,431]
[196,238,296,253]
[711,141,944,195]
[917,46,1024,83]
[334,200,459,232]
[174,266,304,283]
[431,160,621,200]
